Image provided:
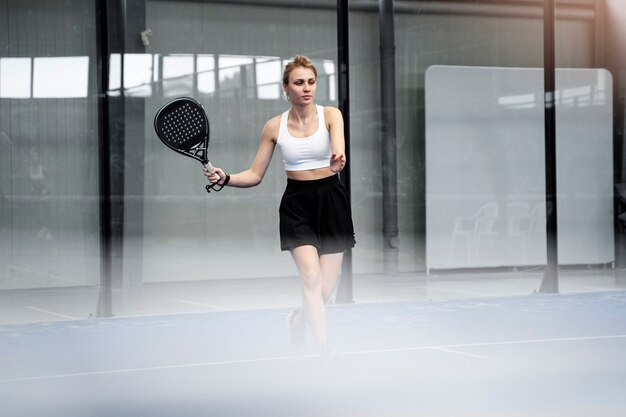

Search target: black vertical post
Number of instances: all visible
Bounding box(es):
[95,0,113,317]
[96,0,130,315]
[380,0,399,274]
[336,0,353,304]
[539,0,559,294]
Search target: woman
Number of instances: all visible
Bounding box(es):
[205,55,355,361]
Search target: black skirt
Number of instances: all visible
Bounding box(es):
[279,174,356,255]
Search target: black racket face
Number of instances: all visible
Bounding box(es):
[154,97,209,164]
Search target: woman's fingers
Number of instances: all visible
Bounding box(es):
[203,166,224,183]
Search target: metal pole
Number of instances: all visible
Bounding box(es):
[380,0,399,274]
[539,0,559,294]
[95,0,113,317]
[335,0,354,304]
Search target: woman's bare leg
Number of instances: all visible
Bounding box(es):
[290,245,327,349]
[320,252,344,304]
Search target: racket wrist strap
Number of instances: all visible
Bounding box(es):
[223,174,231,187]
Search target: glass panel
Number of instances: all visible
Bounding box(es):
[556,0,624,291]
[0,1,101,323]
[350,2,547,280]
[136,1,339,293]
[606,1,626,289]
[3,0,623,323]
[348,0,607,299]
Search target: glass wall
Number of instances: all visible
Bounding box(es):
[353,0,616,288]
[135,0,340,283]
[603,0,626,280]
[1,0,625,323]
[0,1,101,306]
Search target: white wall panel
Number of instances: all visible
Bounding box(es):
[425,65,614,271]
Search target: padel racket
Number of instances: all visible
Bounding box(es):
[154,97,223,193]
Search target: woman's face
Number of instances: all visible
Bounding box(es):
[284,67,316,105]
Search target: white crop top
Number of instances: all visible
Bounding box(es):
[276,105,332,171]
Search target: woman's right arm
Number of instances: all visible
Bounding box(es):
[205,116,279,188]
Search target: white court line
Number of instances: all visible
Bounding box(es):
[2,333,626,384]
[25,306,78,321]
[0,355,289,383]
[346,334,626,356]
[429,346,516,365]
[170,298,232,311]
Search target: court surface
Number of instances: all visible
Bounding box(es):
[1,289,626,417]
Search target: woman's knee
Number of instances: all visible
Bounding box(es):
[322,281,336,300]
[300,268,323,292]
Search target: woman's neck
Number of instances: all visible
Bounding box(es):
[289,103,316,124]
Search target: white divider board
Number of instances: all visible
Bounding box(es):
[425,65,613,271]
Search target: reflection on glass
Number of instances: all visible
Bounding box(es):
[102,53,337,100]
[323,59,337,100]
[163,54,194,78]
[152,54,160,84]
[328,73,336,102]
[257,84,280,100]
[323,60,335,75]
[219,55,253,83]
[33,56,89,98]
[163,54,194,97]
[197,54,215,94]
[109,53,122,91]
[498,93,536,109]
[218,55,254,97]
[256,58,281,99]
[124,53,153,96]
[0,57,31,98]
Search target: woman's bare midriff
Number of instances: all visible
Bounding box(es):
[286,167,335,181]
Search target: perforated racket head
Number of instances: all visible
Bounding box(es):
[154,97,209,164]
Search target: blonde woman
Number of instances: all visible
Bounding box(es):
[205,55,355,361]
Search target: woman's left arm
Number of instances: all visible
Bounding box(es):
[326,106,346,173]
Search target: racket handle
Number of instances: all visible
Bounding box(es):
[204,161,225,193]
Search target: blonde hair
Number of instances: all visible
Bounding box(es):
[282,55,318,86]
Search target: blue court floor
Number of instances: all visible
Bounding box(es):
[1,270,626,417]
[1,267,624,325]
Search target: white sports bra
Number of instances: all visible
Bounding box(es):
[276,105,332,171]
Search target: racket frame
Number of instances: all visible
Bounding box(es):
[153,97,224,192]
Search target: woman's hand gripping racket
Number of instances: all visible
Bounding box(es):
[154,97,224,193]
